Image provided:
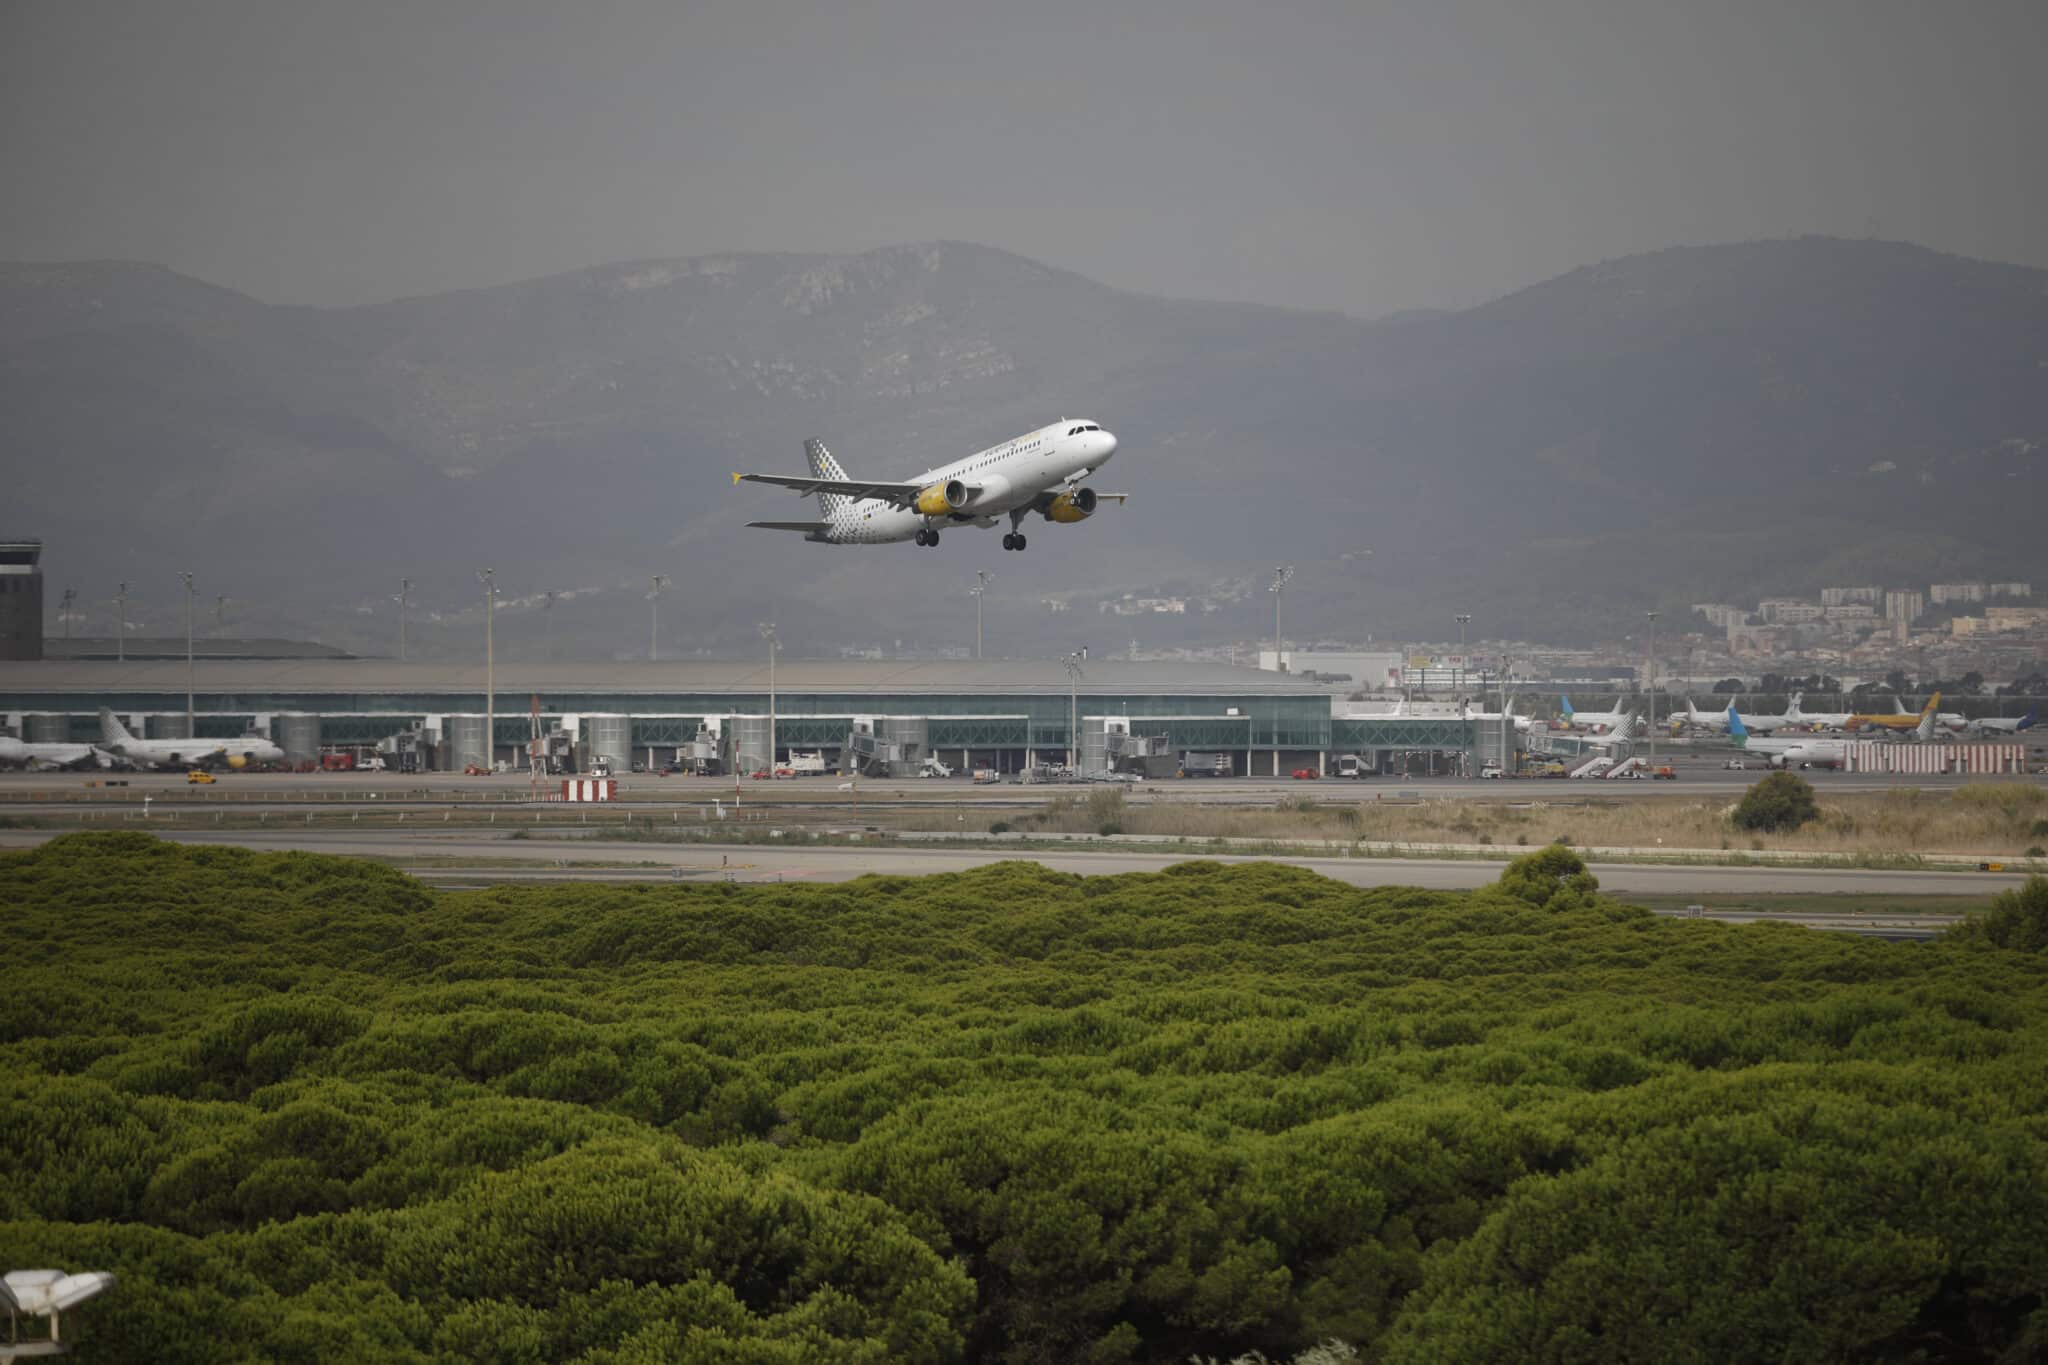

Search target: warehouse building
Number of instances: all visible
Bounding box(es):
[0,658,1490,776]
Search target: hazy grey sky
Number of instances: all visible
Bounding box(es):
[4,0,2042,316]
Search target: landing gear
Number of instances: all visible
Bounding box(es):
[916,528,941,547]
[1002,532,1028,551]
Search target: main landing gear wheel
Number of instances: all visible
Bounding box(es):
[916,528,940,547]
[1003,533,1028,551]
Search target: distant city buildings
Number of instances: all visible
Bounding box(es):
[1821,585,1883,607]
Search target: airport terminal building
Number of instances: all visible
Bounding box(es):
[0,658,1495,776]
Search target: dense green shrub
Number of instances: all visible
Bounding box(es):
[1731,770,1821,832]
[3,834,2046,1362]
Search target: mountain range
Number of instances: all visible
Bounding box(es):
[3,236,2042,657]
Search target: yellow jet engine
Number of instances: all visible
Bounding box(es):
[914,479,969,517]
[1043,487,1098,523]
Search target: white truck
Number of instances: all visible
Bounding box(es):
[918,756,955,778]
[778,751,828,776]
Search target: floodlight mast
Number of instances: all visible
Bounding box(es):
[180,571,195,740]
[394,578,412,661]
[1064,652,1084,772]
[479,569,496,772]
[648,575,670,661]
[971,571,994,660]
[760,623,778,775]
[1268,565,1294,671]
[1646,609,1660,765]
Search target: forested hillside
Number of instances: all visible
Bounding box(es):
[5,237,2044,652]
[4,835,2046,1361]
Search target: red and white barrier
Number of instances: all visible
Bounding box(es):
[561,778,617,801]
[1844,742,2026,775]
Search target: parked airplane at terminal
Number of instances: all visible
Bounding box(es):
[97,710,284,770]
[1671,695,1804,733]
[1845,693,1941,733]
[734,420,1124,549]
[0,735,115,770]
[1787,695,1853,729]
[1461,698,1534,733]
[1964,709,2036,735]
[1729,703,1936,767]
[1558,696,1640,734]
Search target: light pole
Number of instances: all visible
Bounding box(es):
[1455,614,1471,698]
[479,569,496,771]
[1645,610,1660,764]
[113,582,129,662]
[1268,565,1294,671]
[648,575,670,661]
[394,579,411,662]
[1064,651,1084,772]
[179,571,195,739]
[760,623,778,774]
[971,571,994,660]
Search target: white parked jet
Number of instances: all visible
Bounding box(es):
[0,735,116,770]
[1671,695,1804,733]
[734,420,1124,550]
[1965,708,2036,735]
[97,710,284,770]
[1728,703,1935,768]
[1557,696,1640,735]
[1787,695,1853,729]
[1461,697,1534,733]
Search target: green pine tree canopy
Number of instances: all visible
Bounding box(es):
[4,834,2045,1362]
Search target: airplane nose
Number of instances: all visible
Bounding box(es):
[1098,430,1118,460]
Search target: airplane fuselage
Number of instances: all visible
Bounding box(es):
[812,421,1117,545]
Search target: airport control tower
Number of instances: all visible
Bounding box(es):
[0,538,44,661]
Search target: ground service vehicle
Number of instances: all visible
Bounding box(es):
[1652,766,1677,779]
[919,757,955,778]
[1179,752,1232,778]
[185,769,215,785]
[1480,763,1503,779]
[1291,768,1320,780]
[320,752,355,772]
[1334,754,1373,779]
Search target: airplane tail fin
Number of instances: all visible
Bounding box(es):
[98,708,135,747]
[1728,707,1749,745]
[1915,707,1936,742]
[2019,710,2037,732]
[1560,694,1574,719]
[1921,691,1940,717]
[805,439,850,517]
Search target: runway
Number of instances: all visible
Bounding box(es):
[0,826,2027,899]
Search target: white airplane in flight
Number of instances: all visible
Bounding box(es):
[97,710,284,770]
[0,735,117,770]
[734,420,1124,550]
[1557,696,1640,734]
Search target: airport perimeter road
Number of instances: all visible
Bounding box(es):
[0,828,2029,897]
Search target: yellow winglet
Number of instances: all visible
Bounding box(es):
[732,472,743,485]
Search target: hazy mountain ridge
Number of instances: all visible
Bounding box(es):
[2,237,2043,651]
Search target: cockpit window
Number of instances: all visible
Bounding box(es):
[1068,427,1081,436]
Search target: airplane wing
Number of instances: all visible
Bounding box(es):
[746,521,831,534]
[732,472,979,511]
